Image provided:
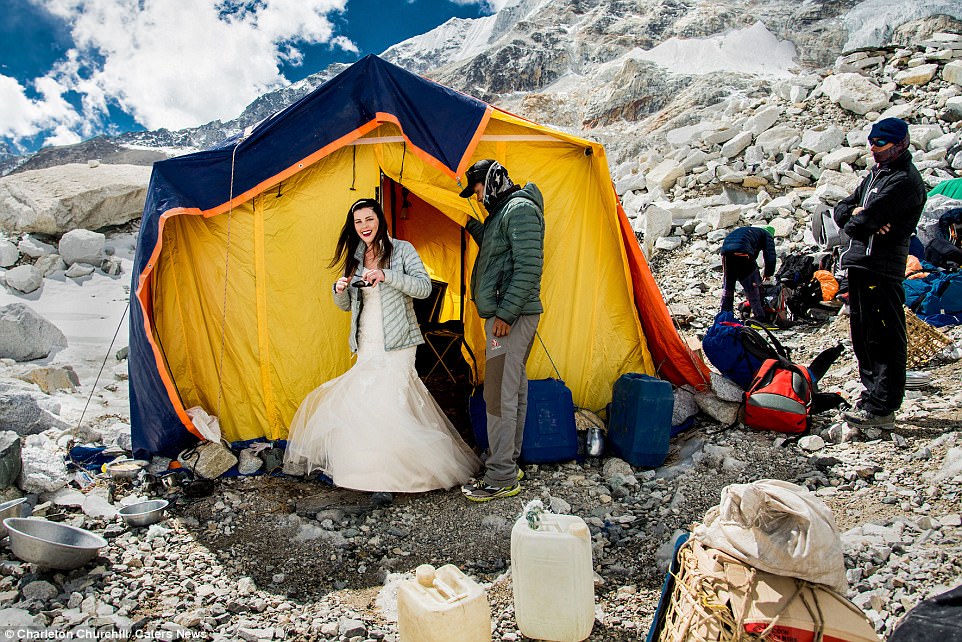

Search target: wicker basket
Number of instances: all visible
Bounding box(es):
[905,308,953,369]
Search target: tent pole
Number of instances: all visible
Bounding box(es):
[460,230,466,321]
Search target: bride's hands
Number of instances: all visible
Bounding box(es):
[362,268,385,286]
[334,276,350,293]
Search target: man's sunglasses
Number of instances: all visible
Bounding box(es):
[868,138,889,147]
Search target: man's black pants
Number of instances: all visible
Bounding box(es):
[848,269,906,415]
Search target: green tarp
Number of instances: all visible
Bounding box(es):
[929,178,962,200]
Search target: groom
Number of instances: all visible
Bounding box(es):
[458,159,545,502]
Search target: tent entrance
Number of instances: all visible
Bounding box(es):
[381,175,478,443]
[381,175,468,324]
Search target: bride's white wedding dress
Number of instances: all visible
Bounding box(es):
[284,286,481,492]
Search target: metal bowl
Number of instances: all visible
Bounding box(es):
[3,518,107,570]
[118,500,169,528]
[104,459,149,479]
[0,498,30,532]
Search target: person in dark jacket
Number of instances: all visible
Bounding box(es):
[719,225,777,321]
[457,159,545,502]
[833,118,926,428]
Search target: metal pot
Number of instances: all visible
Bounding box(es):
[0,498,30,533]
[3,518,107,570]
[104,459,149,479]
[118,500,169,528]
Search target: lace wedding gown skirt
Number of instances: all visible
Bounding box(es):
[284,286,480,492]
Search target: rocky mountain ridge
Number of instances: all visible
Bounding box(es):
[4,0,962,177]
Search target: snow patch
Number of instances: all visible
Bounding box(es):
[635,22,797,77]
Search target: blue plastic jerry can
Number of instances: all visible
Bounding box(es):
[469,379,580,464]
[607,373,674,467]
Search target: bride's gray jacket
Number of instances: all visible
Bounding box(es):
[332,238,432,353]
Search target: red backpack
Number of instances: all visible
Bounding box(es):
[742,359,814,433]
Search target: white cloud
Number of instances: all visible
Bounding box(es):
[330,35,360,54]
[43,124,83,147]
[22,0,351,135]
[0,76,42,139]
[0,73,82,146]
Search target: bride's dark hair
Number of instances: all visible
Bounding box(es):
[330,198,394,278]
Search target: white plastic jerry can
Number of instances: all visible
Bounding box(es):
[397,563,492,642]
[511,506,595,642]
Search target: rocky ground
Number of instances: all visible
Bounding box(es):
[2,27,962,642]
[0,278,960,641]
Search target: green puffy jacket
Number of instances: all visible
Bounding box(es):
[466,184,545,324]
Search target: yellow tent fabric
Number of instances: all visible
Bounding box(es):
[152,116,658,443]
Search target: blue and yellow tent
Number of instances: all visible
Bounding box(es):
[129,54,709,458]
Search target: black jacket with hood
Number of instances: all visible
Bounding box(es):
[833,149,925,281]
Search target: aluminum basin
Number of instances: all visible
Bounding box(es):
[118,500,169,528]
[3,518,107,570]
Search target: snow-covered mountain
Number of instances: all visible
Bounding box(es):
[3,0,961,175]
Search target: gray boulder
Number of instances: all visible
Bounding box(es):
[16,365,80,393]
[18,235,55,258]
[820,73,890,115]
[4,265,42,294]
[755,127,800,155]
[18,433,69,494]
[0,304,66,361]
[34,254,66,276]
[59,229,105,266]
[799,126,845,154]
[0,432,22,489]
[0,382,70,436]
[65,263,96,278]
[0,163,151,235]
[101,256,123,276]
[0,240,17,267]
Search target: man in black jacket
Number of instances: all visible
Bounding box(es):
[833,118,926,428]
[719,225,777,321]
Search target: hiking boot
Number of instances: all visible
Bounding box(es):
[842,407,895,428]
[461,479,521,502]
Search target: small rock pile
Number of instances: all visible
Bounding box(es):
[0,228,124,296]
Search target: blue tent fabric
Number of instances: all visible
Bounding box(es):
[129,55,489,458]
[145,55,486,218]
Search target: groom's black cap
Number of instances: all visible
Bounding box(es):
[459,159,495,198]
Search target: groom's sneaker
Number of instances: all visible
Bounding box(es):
[842,407,895,428]
[461,479,521,502]
[470,468,524,484]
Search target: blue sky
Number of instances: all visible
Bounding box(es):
[0,0,503,154]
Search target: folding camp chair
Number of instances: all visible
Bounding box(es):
[414,280,477,383]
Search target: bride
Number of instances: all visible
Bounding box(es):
[283,198,481,492]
